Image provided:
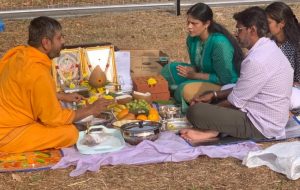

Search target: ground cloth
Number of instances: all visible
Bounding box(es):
[52,132,260,176]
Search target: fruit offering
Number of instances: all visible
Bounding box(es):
[125,99,151,115]
[147,108,160,122]
[108,100,160,122]
[107,104,127,116]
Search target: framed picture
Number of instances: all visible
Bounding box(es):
[52,48,83,90]
[83,45,118,84]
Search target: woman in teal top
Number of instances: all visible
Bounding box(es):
[161,3,243,110]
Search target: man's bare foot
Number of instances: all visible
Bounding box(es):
[179,128,219,143]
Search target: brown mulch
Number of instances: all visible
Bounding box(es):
[0,0,173,10]
[1,3,300,190]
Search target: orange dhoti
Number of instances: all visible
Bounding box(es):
[0,123,78,153]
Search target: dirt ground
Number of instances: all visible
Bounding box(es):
[1,3,300,190]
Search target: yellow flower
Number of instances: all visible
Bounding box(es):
[78,100,87,108]
[82,73,89,79]
[69,82,76,89]
[147,77,157,87]
[88,95,98,104]
[102,95,114,100]
[97,87,105,94]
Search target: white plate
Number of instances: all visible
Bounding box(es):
[76,125,125,154]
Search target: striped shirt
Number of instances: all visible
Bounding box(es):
[228,37,293,139]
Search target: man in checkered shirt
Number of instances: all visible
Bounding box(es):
[180,6,293,144]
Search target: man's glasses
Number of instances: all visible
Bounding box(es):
[235,27,247,34]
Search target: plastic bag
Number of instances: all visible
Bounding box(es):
[81,133,112,147]
[243,141,300,180]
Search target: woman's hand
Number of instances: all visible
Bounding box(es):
[176,65,197,79]
[57,92,85,103]
[176,65,209,80]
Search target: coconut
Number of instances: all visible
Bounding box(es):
[88,65,107,88]
[115,94,133,105]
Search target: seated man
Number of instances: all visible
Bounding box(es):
[179,7,294,144]
[0,16,112,153]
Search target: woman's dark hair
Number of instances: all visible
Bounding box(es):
[28,16,62,48]
[187,3,244,73]
[233,6,269,38]
[265,2,300,47]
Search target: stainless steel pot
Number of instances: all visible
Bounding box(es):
[120,121,161,145]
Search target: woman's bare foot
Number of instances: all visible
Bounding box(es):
[179,128,219,143]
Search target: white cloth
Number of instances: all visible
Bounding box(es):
[291,87,300,110]
[115,51,132,92]
[228,37,294,139]
[243,141,300,180]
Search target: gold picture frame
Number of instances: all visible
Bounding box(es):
[52,48,83,91]
[83,45,118,84]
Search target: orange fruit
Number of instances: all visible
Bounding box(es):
[149,107,159,115]
[136,114,148,121]
[148,113,160,122]
[121,113,136,120]
[116,108,129,120]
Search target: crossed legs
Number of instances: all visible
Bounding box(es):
[179,103,265,143]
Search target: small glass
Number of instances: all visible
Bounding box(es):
[158,105,168,120]
[167,106,181,119]
[158,105,169,131]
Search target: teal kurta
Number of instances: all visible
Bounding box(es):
[161,33,239,106]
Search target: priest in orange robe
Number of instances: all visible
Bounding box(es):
[0,16,112,153]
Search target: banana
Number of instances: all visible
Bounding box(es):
[116,104,127,110]
[113,107,122,113]
[103,95,114,100]
[107,103,117,110]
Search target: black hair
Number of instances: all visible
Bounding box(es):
[265,2,300,47]
[28,16,62,48]
[187,3,244,73]
[233,6,269,38]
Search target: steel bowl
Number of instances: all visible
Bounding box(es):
[158,105,181,120]
[164,117,192,132]
[75,111,115,131]
[120,121,161,145]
